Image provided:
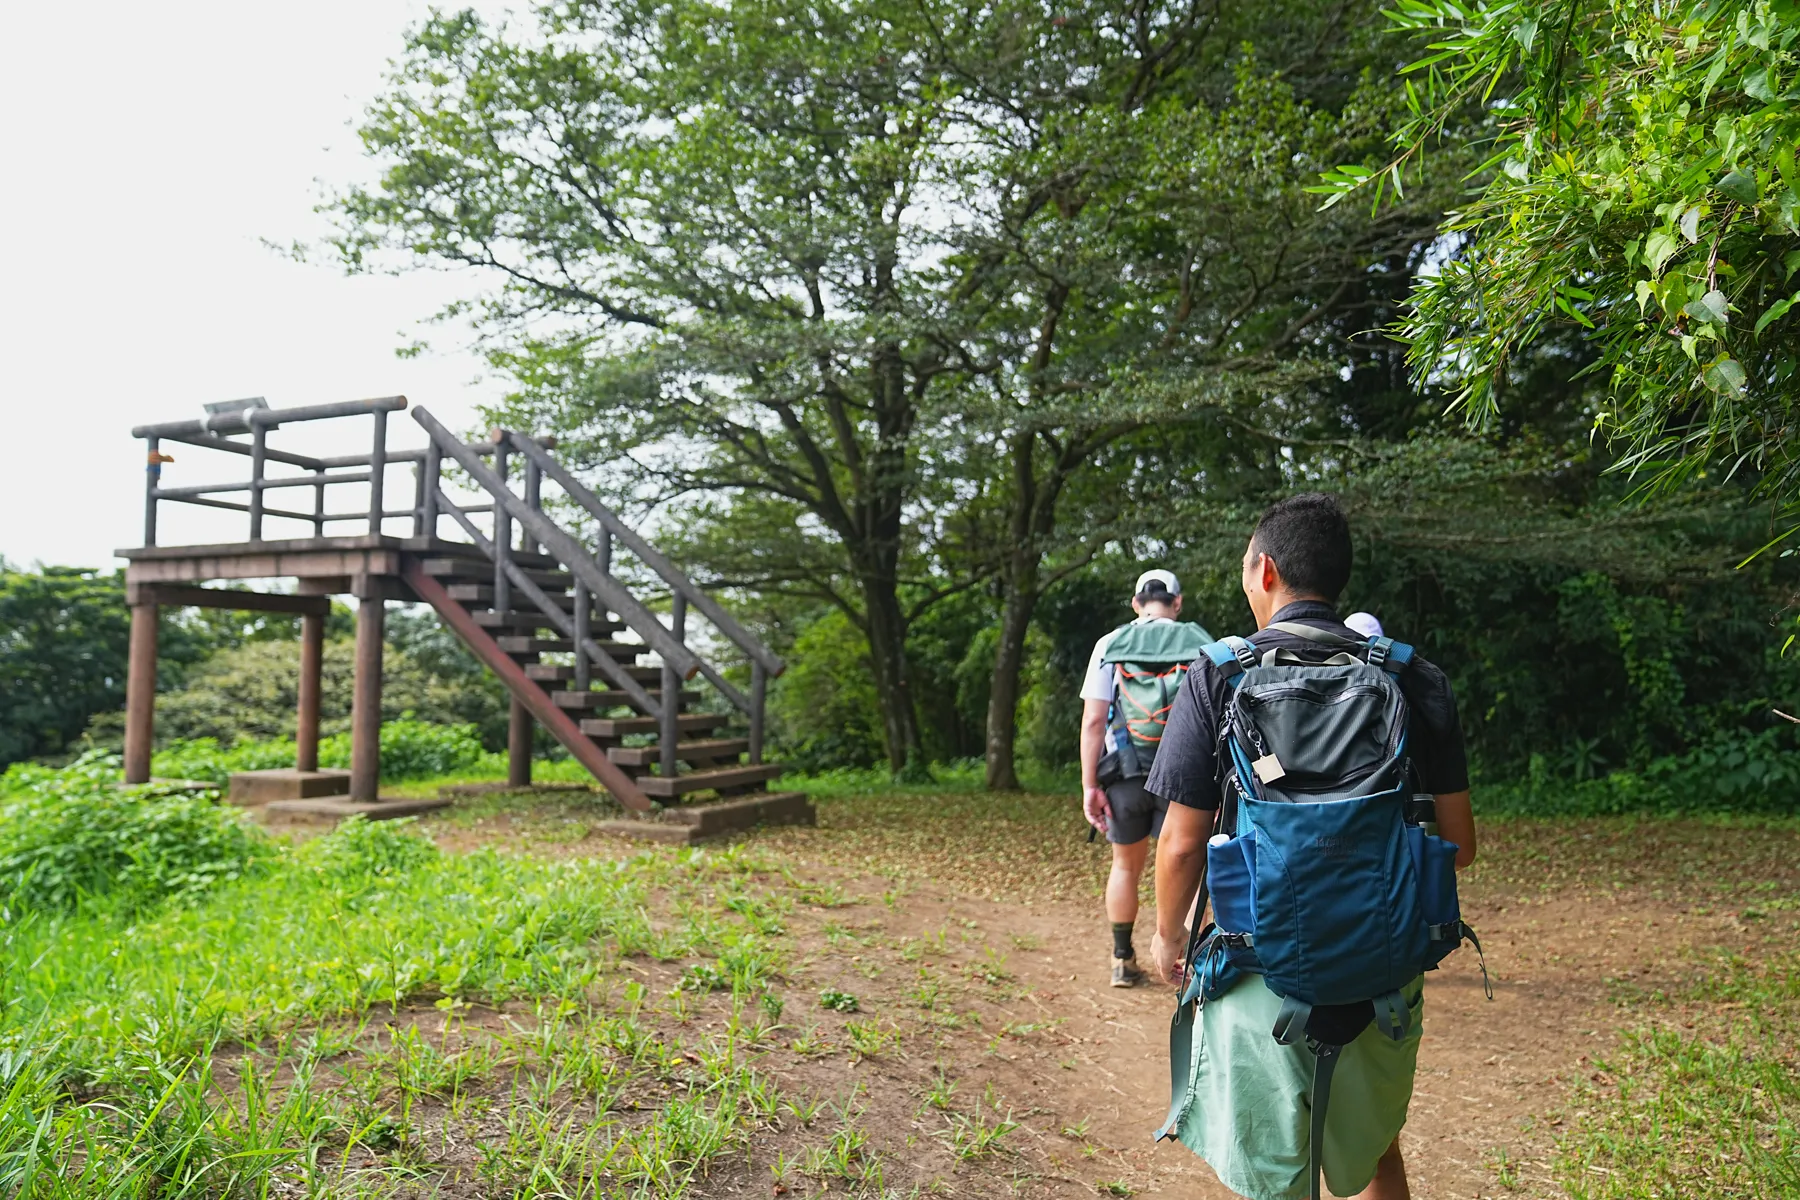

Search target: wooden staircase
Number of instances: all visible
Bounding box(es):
[401,409,812,840]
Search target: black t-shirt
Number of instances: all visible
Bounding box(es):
[1144,600,1470,810]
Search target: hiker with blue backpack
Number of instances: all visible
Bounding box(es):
[1079,569,1213,987]
[1145,494,1482,1200]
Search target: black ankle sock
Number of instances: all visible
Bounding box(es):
[1112,922,1135,960]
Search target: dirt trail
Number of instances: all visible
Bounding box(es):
[408,798,1800,1198]
[812,880,1762,1199]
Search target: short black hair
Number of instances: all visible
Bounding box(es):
[1136,580,1177,604]
[1250,493,1352,600]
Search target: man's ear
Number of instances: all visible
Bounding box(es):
[1171,595,1184,615]
[1260,553,1283,595]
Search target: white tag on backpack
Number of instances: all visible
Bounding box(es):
[1252,753,1287,783]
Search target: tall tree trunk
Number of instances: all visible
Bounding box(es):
[985,551,1039,790]
[986,431,1046,790]
[861,571,923,773]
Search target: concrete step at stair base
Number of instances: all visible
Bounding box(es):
[607,738,749,767]
[639,762,785,798]
[265,796,453,820]
[591,791,814,844]
[228,768,350,806]
[581,713,729,738]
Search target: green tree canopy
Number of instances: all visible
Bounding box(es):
[1321,0,1800,515]
[328,0,1455,780]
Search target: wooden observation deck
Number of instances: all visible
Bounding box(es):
[119,396,810,838]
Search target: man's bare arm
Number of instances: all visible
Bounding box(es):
[1150,802,1209,984]
[1079,698,1110,830]
[1433,790,1476,869]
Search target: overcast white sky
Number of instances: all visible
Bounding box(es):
[0,1,517,568]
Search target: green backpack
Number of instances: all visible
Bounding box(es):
[1097,620,1213,783]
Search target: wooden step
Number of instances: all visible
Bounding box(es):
[497,635,644,657]
[607,738,749,768]
[581,713,728,738]
[639,763,786,798]
[421,559,570,587]
[471,609,624,634]
[527,662,662,684]
[551,688,699,710]
[472,610,568,631]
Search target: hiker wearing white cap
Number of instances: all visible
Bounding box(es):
[1079,568,1212,986]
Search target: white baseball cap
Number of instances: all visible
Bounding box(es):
[1132,569,1181,601]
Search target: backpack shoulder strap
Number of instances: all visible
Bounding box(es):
[1266,621,1418,679]
[1367,636,1414,678]
[1201,636,1258,685]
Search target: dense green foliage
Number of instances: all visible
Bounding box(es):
[150,719,492,786]
[0,752,268,917]
[0,564,360,767]
[1320,0,1800,508]
[81,611,509,754]
[0,566,129,765]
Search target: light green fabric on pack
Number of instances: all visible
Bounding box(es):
[1169,974,1424,1200]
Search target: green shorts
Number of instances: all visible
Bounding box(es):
[1167,974,1424,1200]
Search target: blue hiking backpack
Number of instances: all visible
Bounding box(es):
[1155,622,1487,1200]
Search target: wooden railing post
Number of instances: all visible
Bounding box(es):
[143,436,161,547]
[248,424,267,540]
[418,441,441,539]
[493,440,511,613]
[368,407,388,535]
[661,592,687,780]
[750,661,767,765]
[573,579,591,692]
[523,458,542,555]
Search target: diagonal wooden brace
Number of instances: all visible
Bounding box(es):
[404,561,653,811]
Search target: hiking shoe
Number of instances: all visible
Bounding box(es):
[1111,954,1144,988]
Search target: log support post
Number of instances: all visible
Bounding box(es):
[296,610,324,773]
[350,587,385,802]
[508,697,532,788]
[124,602,158,784]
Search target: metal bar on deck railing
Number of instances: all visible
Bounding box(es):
[310,468,326,537]
[130,395,408,440]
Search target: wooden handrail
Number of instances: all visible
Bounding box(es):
[412,407,705,681]
[504,431,786,678]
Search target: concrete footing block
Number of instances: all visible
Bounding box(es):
[227,768,351,806]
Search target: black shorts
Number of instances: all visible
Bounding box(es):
[1105,778,1166,845]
